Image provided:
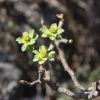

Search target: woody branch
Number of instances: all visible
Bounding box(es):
[19,64,100,99]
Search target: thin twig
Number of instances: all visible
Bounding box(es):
[47,43,54,51]
[58,39,73,44]
[19,65,43,86]
[19,79,40,86]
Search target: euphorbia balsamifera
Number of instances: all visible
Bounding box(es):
[16,14,100,100]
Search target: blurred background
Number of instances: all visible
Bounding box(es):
[0,0,100,100]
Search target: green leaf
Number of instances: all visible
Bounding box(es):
[48,51,55,61]
[49,58,54,61]
[42,57,47,61]
[42,33,48,37]
[29,39,35,45]
[49,36,56,40]
[39,45,46,52]
[34,34,38,40]
[38,57,47,64]
[42,30,51,37]
[50,23,57,28]
[40,25,51,38]
[16,37,23,44]
[56,34,62,40]
[49,32,58,40]
[49,23,57,33]
[23,32,29,36]
[33,50,39,54]
[57,28,64,34]
[39,25,48,33]
[21,44,27,52]
[29,29,34,38]
[33,55,39,62]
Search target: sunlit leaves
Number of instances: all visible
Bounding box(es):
[33,45,55,64]
[16,29,38,51]
[16,14,65,65]
[40,23,64,40]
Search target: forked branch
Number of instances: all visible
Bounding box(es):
[19,66,100,99]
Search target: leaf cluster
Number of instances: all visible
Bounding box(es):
[16,14,64,65]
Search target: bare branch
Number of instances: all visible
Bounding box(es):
[47,43,54,51]
[43,69,75,97]
[43,69,100,99]
[19,64,100,99]
[55,40,85,91]
[45,80,75,97]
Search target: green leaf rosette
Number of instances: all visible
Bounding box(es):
[16,29,38,51]
[40,23,64,40]
[33,45,55,64]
